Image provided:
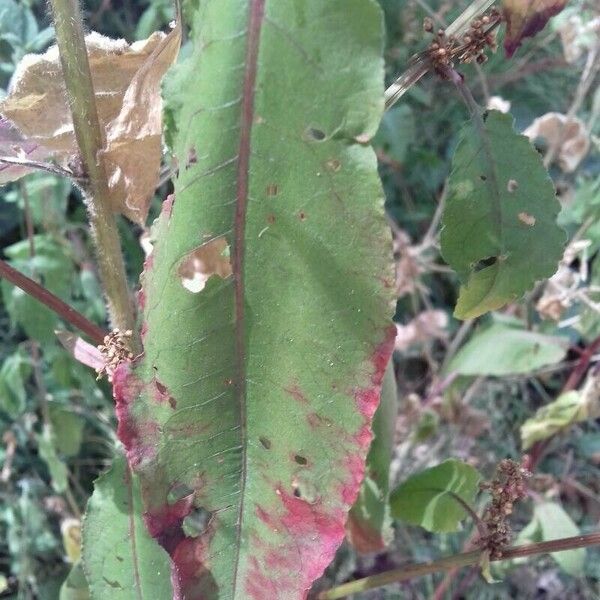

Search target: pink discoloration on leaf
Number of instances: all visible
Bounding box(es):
[246,487,346,599]
[152,378,176,408]
[162,193,175,218]
[339,453,366,505]
[285,383,309,404]
[346,511,387,553]
[113,364,159,468]
[144,494,195,548]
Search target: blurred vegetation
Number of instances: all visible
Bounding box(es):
[0,0,599,598]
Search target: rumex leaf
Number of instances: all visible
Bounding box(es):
[390,459,481,533]
[440,110,564,320]
[113,0,395,598]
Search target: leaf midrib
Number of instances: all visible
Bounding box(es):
[230,0,266,595]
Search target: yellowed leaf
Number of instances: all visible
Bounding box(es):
[0,24,181,224]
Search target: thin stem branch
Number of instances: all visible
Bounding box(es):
[48,0,140,352]
[318,532,600,599]
[0,258,106,345]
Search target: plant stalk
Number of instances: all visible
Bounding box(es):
[0,258,106,345]
[48,0,140,352]
[318,532,600,599]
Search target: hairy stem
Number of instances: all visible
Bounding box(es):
[0,258,106,345]
[48,0,140,352]
[318,532,600,599]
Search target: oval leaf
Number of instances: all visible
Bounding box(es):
[114,1,395,598]
[390,459,481,533]
[447,322,567,376]
[440,110,564,320]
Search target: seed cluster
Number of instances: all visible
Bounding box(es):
[478,458,531,559]
[96,328,134,381]
[423,8,502,76]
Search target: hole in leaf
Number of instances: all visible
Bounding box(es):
[182,506,212,538]
[306,127,326,141]
[473,256,497,272]
[479,174,487,181]
[293,487,302,498]
[177,236,232,293]
[507,179,518,192]
[259,436,272,449]
[294,454,307,465]
[167,482,194,505]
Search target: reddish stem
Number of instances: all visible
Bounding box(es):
[0,258,106,345]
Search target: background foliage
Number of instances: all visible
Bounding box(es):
[0,0,599,598]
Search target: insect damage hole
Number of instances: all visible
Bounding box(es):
[294,454,308,465]
[259,436,272,449]
[473,256,497,272]
[305,127,326,141]
[177,236,232,293]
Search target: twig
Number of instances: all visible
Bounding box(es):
[317,532,600,599]
[0,156,80,181]
[0,258,106,345]
[49,0,140,352]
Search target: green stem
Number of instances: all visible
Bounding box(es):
[318,532,600,599]
[48,0,140,352]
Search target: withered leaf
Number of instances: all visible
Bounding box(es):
[0,24,181,224]
[524,112,590,172]
[502,0,569,57]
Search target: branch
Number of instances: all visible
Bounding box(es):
[0,258,106,345]
[48,0,140,352]
[317,532,600,599]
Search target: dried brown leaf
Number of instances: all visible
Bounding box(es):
[0,25,181,223]
[502,0,568,57]
[524,112,590,172]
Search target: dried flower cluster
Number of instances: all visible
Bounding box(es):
[423,8,501,76]
[96,328,134,381]
[479,459,531,558]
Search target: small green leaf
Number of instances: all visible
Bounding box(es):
[520,391,596,450]
[535,502,585,576]
[37,425,68,493]
[441,110,564,319]
[447,322,567,376]
[374,104,414,163]
[390,459,481,532]
[82,454,172,599]
[49,405,85,457]
[0,350,31,416]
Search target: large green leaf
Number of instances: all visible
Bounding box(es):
[441,110,564,319]
[447,322,568,376]
[82,454,172,599]
[390,459,481,533]
[113,1,394,598]
[346,361,397,553]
